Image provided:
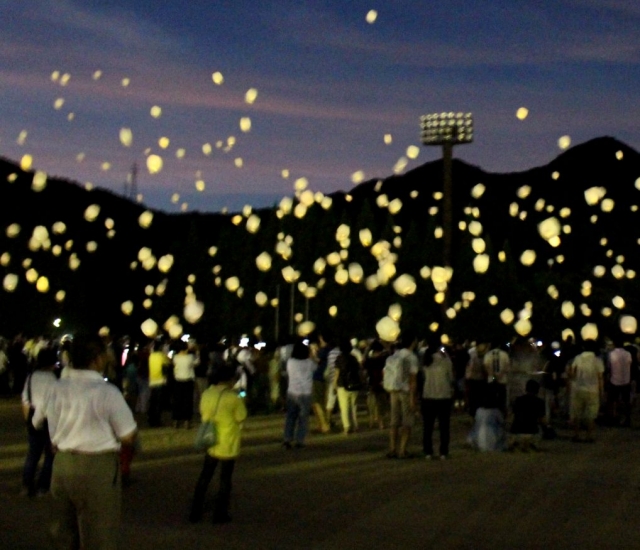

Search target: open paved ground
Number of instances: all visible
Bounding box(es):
[2,397,640,549]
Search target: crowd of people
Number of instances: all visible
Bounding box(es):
[3,328,638,548]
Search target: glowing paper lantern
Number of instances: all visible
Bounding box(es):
[299,190,315,206]
[520,250,536,266]
[348,263,364,283]
[55,290,65,302]
[388,198,403,215]
[240,117,252,132]
[141,319,158,338]
[376,316,400,342]
[388,304,402,321]
[620,316,637,334]
[313,258,326,275]
[612,265,625,279]
[146,155,163,174]
[184,301,204,324]
[158,255,174,273]
[294,203,307,219]
[561,301,575,319]
[225,277,240,292]
[581,323,598,341]
[84,205,100,222]
[3,274,18,292]
[558,135,571,149]
[329,305,338,317]
[256,292,268,307]
[326,252,341,266]
[168,324,183,340]
[516,107,529,120]
[500,309,515,325]
[119,128,133,147]
[471,183,486,199]
[514,318,532,336]
[472,238,486,254]
[336,224,350,242]
[376,194,389,208]
[297,321,316,337]
[420,266,431,279]
[32,171,47,192]
[584,187,605,206]
[246,214,261,234]
[138,211,154,228]
[538,217,561,241]
[517,186,531,199]
[245,88,258,103]
[366,9,378,23]
[0,253,9,266]
[365,275,379,291]
[468,221,483,236]
[612,296,625,309]
[335,268,349,285]
[473,254,490,274]
[393,274,417,296]
[256,252,272,272]
[489,295,498,306]
[601,198,614,213]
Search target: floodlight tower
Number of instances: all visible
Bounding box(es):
[420,113,473,318]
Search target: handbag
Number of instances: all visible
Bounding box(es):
[194,389,226,451]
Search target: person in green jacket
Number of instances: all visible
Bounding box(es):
[189,364,247,524]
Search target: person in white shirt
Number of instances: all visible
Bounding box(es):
[21,347,57,497]
[283,339,318,448]
[172,341,197,429]
[33,334,137,550]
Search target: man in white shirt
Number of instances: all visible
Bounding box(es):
[607,340,632,427]
[34,334,137,550]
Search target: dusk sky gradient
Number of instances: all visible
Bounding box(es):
[2,0,639,213]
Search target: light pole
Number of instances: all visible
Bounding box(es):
[420,112,474,310]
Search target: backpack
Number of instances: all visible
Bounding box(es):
[383,352,405,392]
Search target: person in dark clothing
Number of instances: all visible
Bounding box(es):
[510,380,546,451]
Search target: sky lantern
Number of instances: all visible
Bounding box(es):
[294,203,307,218]
[141,319,158,338]
[366,9,378,23]
[388,198,403,214]
[500,309,514,325]
[473,254,490,274]
[0,253,9,266]
[245,88,258,103]
[86,241,98,253]
[184,300,204,323]
[471,183,486,199]
[304,287,317,299]
[612,265,625,279]
[225,277,240,292]
[313,257,326,275]
[256,252,272,272]
[515,318,532,336]
[593,265,605,278]
[472,238,486,254]
[246,214,261,233]
[168,323,183,340]
[420,266,431,279]
[376,316,400,342]
[377,261,396,285]
[119,128,133,147]
[488,295,498,306]
[581,323,598,341]
[20,154,33,171]
[32,170,47,192]
[561,301,575,319]
[299,190,315,206]
[158,254,174,273]
[84,204,100,222]
[538,217,561,241]
[558,135,571,149]
[163,315,180,332]
[359,228,373,247]
[584,186,605,205]
[52,221,66,234]
[138,247,152,262]
[520,250,536,266]
[146,154,163,174]
[297,321,316,337]
[393,274,417,296]
[138,210,154,228]
[26,268,39,283]
[620,316,637,334]
[255,291,268,307]
[388,303,402,321]
[326,252,341,266]
[329,305,338,317]
[516,107,529,120]
[3,274,18,292]
[612,296,625,309]
[468,221,483,236]
[321,196,332,210]
[69,254,80,271]
[365,275,379,291]
[348,263,364,283]
[55,290,65,302]
[601,198,614,212]
[335,224,350,242]
[376,194,389,208]
[335,268,349,285]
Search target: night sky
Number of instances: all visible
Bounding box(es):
[2,0,639,213]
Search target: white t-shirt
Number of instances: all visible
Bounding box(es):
[394,348,420,393]
[33,369,137,453]
[21,370,57,410]
[173,353,196,381]
[286,358,317,396]
[483,349,510,384]
[570,352,604,393]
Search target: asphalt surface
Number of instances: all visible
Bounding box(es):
[1,397,640,550]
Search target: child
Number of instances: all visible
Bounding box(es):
[467,385,507,452]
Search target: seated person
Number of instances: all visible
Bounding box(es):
[467,386,507,452]
[510,380,546,451]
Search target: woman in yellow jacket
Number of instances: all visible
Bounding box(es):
[189,364,247,523]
